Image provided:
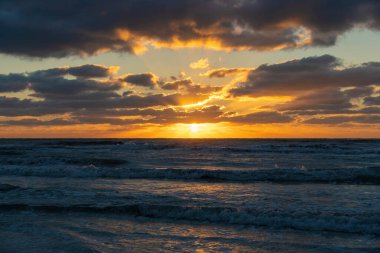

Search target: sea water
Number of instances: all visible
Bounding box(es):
[0,139,379,252]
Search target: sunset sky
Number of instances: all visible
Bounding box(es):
[1,0,380,138]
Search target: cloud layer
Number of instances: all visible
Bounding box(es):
[229,55,380,97]
[1,0,380,57]
[1,55,379,128]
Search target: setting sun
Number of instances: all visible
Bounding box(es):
[190,123,200,133]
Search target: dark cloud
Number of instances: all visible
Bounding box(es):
[118,93,209,108]
[122,73,158,88]
[0,67,211,118]
[66,65,118,78]
[0,118,76,126]
[264,78,379,117]
[304,115,380,124]
[357,107,380,115]
[125,105,225,124]
[0,74,29,92]
[0,64,121,99]
[0,65,123,101]
[0,92,209,117]
[343,86,375,98]
[0,105,225,126]
[161,79,193,90]
[30,78,121,99]
[186,84,222,95]
[31,65,119,79]
[0,105,294,126]
[0,96,70,116]
[1,0,380,57]
[222,111,293,124]
[274,89,354,113]
[364,96,380,106]
[284,107,380,116]
[161,78,222,94]
[230,55,380,97]
[72,107,294,125]
[0,65,213,118]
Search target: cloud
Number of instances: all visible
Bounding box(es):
[122,73,159,88]
[202,68,251,78]
[2,0,380,57]
[304,115,380,125]
[31,65,119,79]
[0,93,210,117]
[190,58,210,69]
[0,66,214,118]
[0,118,76,126]
[0,74,29,92]
[123,105,225,124]
[161,78,222,94]
[358,107,380,115]
[221,111,293,124]
[273,89,354,113]
[0,64,120,95]
[161,79,193,90]
[30,79,121,100]
[16,64,123,99]
[364,96,380,106]
[343,86,375,98]
[119,93,209,108]
[186,84,222,95]
[229,55,380,97]
[0,104,294,126]
[0,74,215,120]
[74,107,294,125]
[1,60,378,128]
[0,104,226,126]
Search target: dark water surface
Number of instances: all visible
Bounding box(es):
[0,139,379,252]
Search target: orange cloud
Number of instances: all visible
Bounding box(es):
[201,68,252,78]
[189,58,210,69]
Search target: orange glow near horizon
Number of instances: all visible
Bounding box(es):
[1,122,380,138]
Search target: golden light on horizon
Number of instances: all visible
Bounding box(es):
[174,123,223,138]
[1,122,380,138]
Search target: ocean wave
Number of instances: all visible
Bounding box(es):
[1,203,378,235]
[0,184,20,192]
[0,147,25,156]
[0,166,379,184]
[64,158,129,167]
[40,140,125,147]
[221,146,380,155]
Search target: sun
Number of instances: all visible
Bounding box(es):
[190,123,200,133]
[168,123,228,138]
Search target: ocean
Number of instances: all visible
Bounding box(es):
[0,139,379,252]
